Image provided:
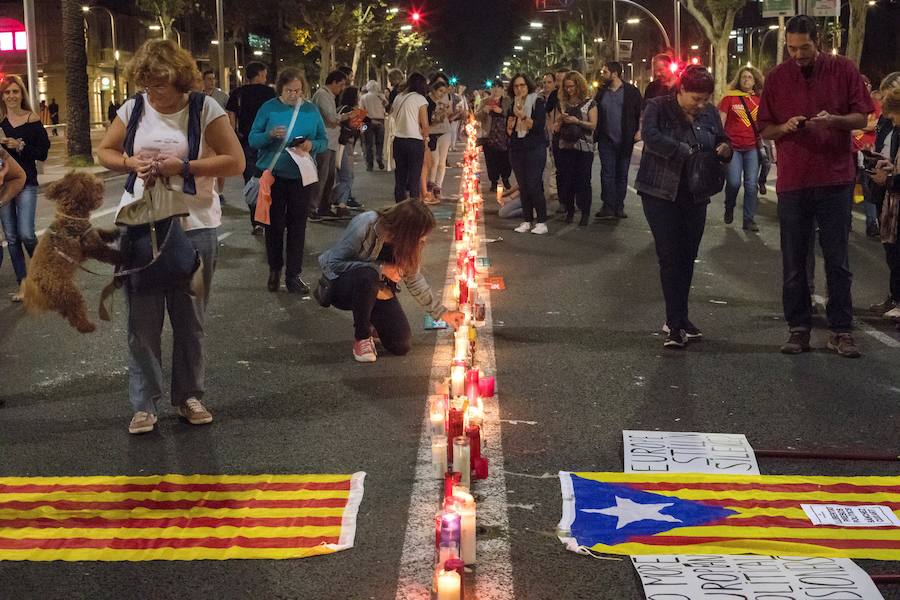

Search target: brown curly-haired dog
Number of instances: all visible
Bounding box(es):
[20,172,122,333]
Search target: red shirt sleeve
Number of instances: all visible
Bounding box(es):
[717,96,731,113]
[757,81,778,130]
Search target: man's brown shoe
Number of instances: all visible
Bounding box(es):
[780,330,811,354]
[827,332,861,358]
[179,398,213,425]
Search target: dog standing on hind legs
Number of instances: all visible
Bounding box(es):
[21,172,122,333]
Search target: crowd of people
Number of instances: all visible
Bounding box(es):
[2,12,899,432]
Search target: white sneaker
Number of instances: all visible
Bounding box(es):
[531,223,549,235]
[353,337,378,362]
[884,307,900,321]
[128,411,157,434]
[514,222,532,233]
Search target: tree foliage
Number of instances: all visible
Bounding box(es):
[137,0,188,41]
[680,0,747,98]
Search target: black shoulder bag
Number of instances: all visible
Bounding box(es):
[685,120,726,198]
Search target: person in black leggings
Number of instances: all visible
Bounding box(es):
[318,200,465,362]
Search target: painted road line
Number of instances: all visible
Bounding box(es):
[812,294,900,349]
[217,232,233,242]
[395,162,514,600]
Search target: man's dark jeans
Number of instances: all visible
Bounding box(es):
[363,119,385,168]
[778,184,854,332]
[598,136,633,214]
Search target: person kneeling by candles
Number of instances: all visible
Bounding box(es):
[318,199,465,362]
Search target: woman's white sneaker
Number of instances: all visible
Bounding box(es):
[531,223,549,235]
[514,222,532,233]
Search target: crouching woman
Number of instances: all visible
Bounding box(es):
[318,199,464,362]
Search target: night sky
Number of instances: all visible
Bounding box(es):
[402,0,899,86]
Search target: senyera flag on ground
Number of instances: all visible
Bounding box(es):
[558,472,900,560]
[0,473,365,561]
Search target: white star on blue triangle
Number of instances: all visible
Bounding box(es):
[569,475,737,546]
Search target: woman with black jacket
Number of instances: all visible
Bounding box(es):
[507,73,549,235]
[635,65,732,348]
[0,75,50,301]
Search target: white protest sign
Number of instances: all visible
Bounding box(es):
[632,555,884,600]
[623,430,759,475]
[802,504,900,527]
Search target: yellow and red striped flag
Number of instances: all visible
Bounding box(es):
[558,472,900,560]
[0,472,365,561]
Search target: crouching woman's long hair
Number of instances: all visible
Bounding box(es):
[376,200,436,276]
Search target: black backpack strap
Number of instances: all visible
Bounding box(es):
[123,93,145,194]
[182,91,205,196]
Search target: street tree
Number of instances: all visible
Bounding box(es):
[289,0,358,83]
[137,0,188,41]
[845,0,869,65]
[61,0,92,165]
[680,0,748,98]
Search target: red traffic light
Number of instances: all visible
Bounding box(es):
[691,57,700,65]
[411,11,421,22]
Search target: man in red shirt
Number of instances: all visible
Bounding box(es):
[758,15,874,358]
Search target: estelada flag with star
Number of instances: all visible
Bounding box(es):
[558,472,900,560]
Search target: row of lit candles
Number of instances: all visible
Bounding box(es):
[432,120,491,598]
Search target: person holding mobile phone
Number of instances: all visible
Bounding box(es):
[758,15,875,358]
[249,68,328,294]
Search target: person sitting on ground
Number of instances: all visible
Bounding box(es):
[318,200,464,363]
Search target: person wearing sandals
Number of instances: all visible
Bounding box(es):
[0,75,50,303]
[97,40,245,434]
[318,200,465,362]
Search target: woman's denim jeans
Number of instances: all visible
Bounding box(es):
[0,184,38,283]
[724,149,759,225]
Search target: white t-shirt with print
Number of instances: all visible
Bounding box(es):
[116,93,227,231]
[392,92,428,140]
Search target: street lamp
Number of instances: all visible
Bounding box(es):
[530,21,543,29]
[626,18,640,24]
[520,35,532,41]
[82,4,119,104]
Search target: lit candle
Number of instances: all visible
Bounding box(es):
[432,435,448,479]
[450,365,465,397]
[478,373,495,398]
[430,396,446,437]
[453,436,471,489]
[466,425,482,468]
[497,182,504,204]
[454,491,477,565]
[466,404,483,428]
[443,558,466,599]
[436,569,461,600]
[465,369,479,401]
[454,327,469,359]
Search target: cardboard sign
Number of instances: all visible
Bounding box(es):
[632,555,884,600]
[623,430,759,475]
[802,504,900,528]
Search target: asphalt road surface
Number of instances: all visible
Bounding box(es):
[1,147,898,599]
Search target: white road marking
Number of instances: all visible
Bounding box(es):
[396,169,513,600]
[217,232,233,242]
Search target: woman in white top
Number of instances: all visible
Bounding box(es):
[98,39,244,435]
[427,79,454,201]
[390,72,429,203]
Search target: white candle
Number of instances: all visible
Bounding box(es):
[437,569,461,600]
[432,436,448,479]
[451,366,465,398]
[454,326,469,359]
[452,436,471,489]
[429,396,446,437]
[497,183,504,203]
[454,491,477,565]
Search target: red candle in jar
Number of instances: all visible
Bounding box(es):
[447,407,465,460]
[466,425,481,467]
[478,375,495,398]
[459,279,468,305]
[454,220,464,241]
[444,471,461,500]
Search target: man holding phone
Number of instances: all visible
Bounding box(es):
[759,15,874,358]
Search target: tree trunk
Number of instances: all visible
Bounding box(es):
[845,0,868,66]
[351,38,363,85]
[713,34,730,101]
[316,35,332,85]
[61,0,93,164]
